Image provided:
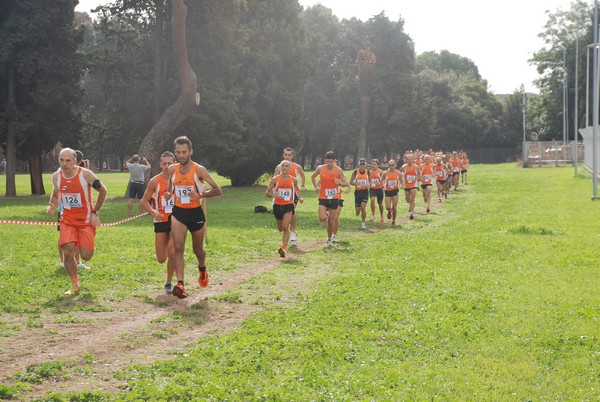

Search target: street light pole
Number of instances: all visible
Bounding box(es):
[574,31,579,175]
[521,84,527,167]
[593,0,598,199]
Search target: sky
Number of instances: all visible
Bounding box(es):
[75,0,579,94]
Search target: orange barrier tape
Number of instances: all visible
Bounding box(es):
[0,212,148,227]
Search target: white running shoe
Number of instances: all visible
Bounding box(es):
[331,234,338,243]
[290,231,297,245]
[360,221,367,230]
[326,238,333,246]
[77,262,90,270]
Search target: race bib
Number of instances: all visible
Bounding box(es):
[423,174,431,182]
[356,179,367,188]
[175,185,194,204]
[61,193,82,209]
[436,171,444,177]
[277,188,292,201]
[387,180,397,189]
[371,178,380,186]
[325,187,338,199]
[406,175,416,184]
[161,195,174,213]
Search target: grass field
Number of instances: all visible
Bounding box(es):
[0,164,599,400]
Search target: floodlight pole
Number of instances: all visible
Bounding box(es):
[521,84,527,166]
[593,0,599,200]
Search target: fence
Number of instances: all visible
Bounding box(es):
[522,140,584,167]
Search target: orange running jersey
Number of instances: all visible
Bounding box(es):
[288,162,301,178]
[58,167,94,226]
[421,164,433,185]
[369,168,382,189]
[319,165,340,200]
[435,164,447,181]
[403,164,418,189]
[273,174,295,205]
[171,163,205,209]
[452,158,460,173]
[153,174,173,223]
[354,169,369,191]
[384,169,400,191]
[461,158,469,171]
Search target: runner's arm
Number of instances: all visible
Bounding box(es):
[140,177,161,219]
[197,165,222,198]
[46,172,60,216]
[265,177,277,198]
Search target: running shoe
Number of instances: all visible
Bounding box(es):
[360,221,367,230]
[164,282,172,294]
[326,238,333,246]
[438,198,442,203]
[410,212,414,220]
[379,217,384,223]
[332,234,338,242]
[289,231,297,246]
[77,262,90,270]
[172,283,187,299]
[198,266,209,288]
[278,247,286,258]
[426,207,431,213]
[64,286,80,296]
[370,215,375,221]
[392,220,396,225]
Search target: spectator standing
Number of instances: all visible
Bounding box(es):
[124,154,151,216]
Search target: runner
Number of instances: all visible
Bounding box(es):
[382,159,402,225]
[265,160,302,257]
[332,159,351,242]
[274,147,306,246]
[165,136,222,299]
[420,154,434,213]
[46,148,107,295]
[369,158,385,223]
[311,151,350,246]
[349,158,370,230]
[461,152,469,185]
[400,153,419,220]
[434,156,447,202]
[450,151,461,191]
[140,151,176,294]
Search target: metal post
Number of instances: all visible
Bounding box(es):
[593,0,599,199]
[522,84,527,167]
[574,34,579,175]
[562,45,568,163]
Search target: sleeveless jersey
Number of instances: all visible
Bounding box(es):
[319,165,340,200]
[354,169,369,191]
[452,158,460,173]
[57,167,93,226]
[369,168,382,189]
[421,164,433,185]
[384,169,400,191]
[403,164,418,189]
[153,174,173,223]
[171,163,205,209]
[435,164,447,181]
[273,174,295,206]
[288,162,301,178]
[461,158,469,171]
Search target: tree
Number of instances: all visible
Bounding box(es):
[0,0,85,196]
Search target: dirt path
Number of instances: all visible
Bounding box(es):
[0,198,448,398]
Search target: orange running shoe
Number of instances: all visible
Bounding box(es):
[278,247,286,258]
[172,283,187,299]
[198,266,209,288]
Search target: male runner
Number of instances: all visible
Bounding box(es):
[265,160,302,257]
[349,158,370,230]
[401,153,419,220]
[274,147,306,245]
[140,151,176,294]
[382,159,402,225]
[369,159,384,223]
[47,148,107,295]
[420,154,434,213]
[165,136,222,299]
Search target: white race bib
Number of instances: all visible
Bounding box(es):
[175,185,194,204]
[423,174,431,182]
[61,193,82,209]
[387,180,397,188]
[277,188,292,201]
[356,179,367,188]
[325,187,338,199]
[371,178,380,186]
[161,196,174,213]
[406,175,416,184]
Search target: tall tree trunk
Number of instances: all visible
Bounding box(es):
[5,63,17,197]
[28,152,45,195]
[138,0,198,178]
[153,0,166,124]
[356,49,376,161]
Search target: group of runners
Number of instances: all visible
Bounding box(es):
[266,148,469,253]
[46,139,468,299]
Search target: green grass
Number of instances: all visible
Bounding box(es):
[1,165,600,400]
